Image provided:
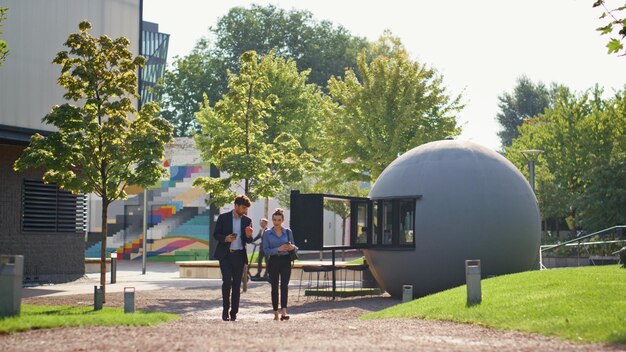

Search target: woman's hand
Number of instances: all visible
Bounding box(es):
[278,243,294,252]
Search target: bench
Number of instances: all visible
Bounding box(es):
[176,260,375,282]
[84,257,112,274]
[177,261,270,279]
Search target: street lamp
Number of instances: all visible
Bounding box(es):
[142,187,148,275]
[520,149,544,193]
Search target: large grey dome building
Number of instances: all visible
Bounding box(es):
[364,140,541,298]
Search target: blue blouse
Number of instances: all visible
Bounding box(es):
[262,226,298,256]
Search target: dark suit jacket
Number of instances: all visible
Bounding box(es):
[213,210,253,264]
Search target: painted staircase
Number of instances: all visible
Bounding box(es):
[146,207,202,241]
[166,213,210,241]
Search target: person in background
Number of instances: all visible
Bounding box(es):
[262,208,297,321]
[251,218,269,280]
[213,195,254,321]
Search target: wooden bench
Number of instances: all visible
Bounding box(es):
[176,260,370,281]
[177,261,275,279]
[176,260,382,298]
[84,257,111,274]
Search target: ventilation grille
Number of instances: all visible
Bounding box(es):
[22,179,86,233]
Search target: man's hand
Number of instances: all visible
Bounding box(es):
[245,225,253,237]
[225,234,236,243]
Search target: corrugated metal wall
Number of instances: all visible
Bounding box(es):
[0,0,141,132]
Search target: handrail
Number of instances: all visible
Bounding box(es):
[539,225,625,270]
[540,225,625,252]
[540,239,626,249]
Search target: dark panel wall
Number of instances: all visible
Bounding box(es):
[0,144,85,283]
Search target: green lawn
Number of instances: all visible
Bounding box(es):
[363,266,626,344]
[0,304,178,334]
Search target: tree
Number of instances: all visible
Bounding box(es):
[506,86,625,232]
[158,4,368,136]
[194,51,315,212]
[593,0,626,56]
[252,50,331,217]
[496,76,555,148]
[14,21,173,302]
[0,7,8,65]
[157,45,227,137]
[211,4,368,88]
[325,33,462,183]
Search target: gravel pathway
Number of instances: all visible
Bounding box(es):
[2,281,624,352]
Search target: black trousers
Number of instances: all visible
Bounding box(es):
[256,245,267,276]
[268,255,292,311]
[219,250,245,316]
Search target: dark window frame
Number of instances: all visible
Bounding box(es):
[368,197,419,249]
[350,200,372,248]
[290,190,420,250]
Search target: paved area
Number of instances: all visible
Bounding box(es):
[2,262,624,352]
[22,261,219,298]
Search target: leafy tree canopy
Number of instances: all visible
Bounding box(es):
[194,51,322,207]
[14,21,173,299]
[210,4,368,88]
[506,86,625,231]
[594,0,626,56]
[157,45,227,137]
[159,4,368,136]
[325,32,463,184]
[496,76,566,149]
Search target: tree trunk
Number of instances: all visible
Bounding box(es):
[556,217,560,238]
[264,197,269,220]
[100,199,108,303]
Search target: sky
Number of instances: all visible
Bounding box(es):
[144,0,625,151]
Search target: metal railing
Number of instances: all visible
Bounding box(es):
[539,225,626,270]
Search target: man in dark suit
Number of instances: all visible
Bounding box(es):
[213,195,254,321]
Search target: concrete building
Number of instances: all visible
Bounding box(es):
[0,0,166,283]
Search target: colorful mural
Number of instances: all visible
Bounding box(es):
[85,138,212,261]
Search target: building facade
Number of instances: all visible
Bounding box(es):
[0,0,143,283]
[140,21,170,106]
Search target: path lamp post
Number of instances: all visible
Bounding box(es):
[142,188,148,274]
[520,149,544,194]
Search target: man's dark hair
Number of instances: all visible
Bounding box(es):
[234,194,251,207]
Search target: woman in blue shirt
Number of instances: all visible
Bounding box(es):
[262,208,298,321]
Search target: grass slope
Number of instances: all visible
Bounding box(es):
[363,266,626,344]
[0,304,178,334]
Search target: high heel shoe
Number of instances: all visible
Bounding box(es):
[280,315,290,321]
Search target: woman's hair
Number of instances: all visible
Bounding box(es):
[272,208,284,219]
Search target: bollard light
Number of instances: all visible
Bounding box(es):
[110,252,117,284]
[124,287,135,313]
[94,285,103,311]
[465,260,482,306]
[402,284,413,303]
